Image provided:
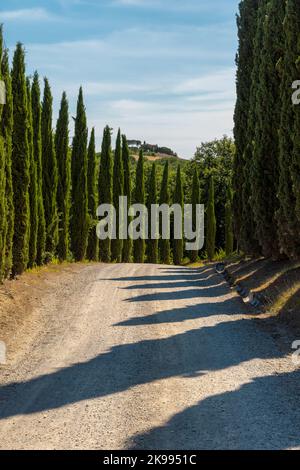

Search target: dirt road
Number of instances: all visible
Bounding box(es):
[0,264,300,450]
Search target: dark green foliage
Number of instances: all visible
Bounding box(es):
[173,165,183,265]
[225,187,234,256]
[0,27,7,281]
[56,92,71,261]
[27,77,38,268]
[292,1,300,224]
[0,136,6,281]
[31,72,46,266]
[70,87,89,261]
[41,78,58,257]
[239,2,266,256]
[276,0,300,258]
[122,135,132,263]
[147,163,158,264]
[250,0,284,258]
[111,129,124,262]
[11,43,30,276]
[189,167,200,263]
[133,150,146,263]
[1,48,14,278]
[98,125,113,262]
[159,161,171,264]
[233,0,259,251]
[206,176,216,261]
[86,128,99,261]
[185,137,234,251]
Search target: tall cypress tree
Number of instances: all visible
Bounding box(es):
[225,186,234,257]
[111,129,124,262]
[86,128,99,261]
[206,176,216,261]
[147,163,158,264]
[31,72,46,266]
[27,77,38,268]
[1,47,14,278]
[233,0,259,249]
[277,0,300,258]
[251,0,284,258]
[239,1,266,256]
[56,91,71,261]
[189,167,200,263]
[0,26,7,280]
[11,43,30,276]
[122,135,132,263]
[159,161,170,264]
[98,125,113,262]
[70,87,89,261]
[173,165,184,266]
[133,150,145,263]
[42,78,58,258]
[291,0,300,225]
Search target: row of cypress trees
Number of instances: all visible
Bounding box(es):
[0,27,226,280]
[233,0,300,260]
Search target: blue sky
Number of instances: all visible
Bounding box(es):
[1,0,239,158]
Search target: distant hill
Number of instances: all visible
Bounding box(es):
[128,140,184,162]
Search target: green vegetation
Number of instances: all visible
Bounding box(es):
[233,0,300,261]
[111,129,124,262]
[86,128,99,261]
[56,92,71,261]
[133,150,146,263]
[70,87,89,262]
[11,43,30,276]
[41,78,58,257]
[206,176,216,261]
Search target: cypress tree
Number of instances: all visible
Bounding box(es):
[133,150,145,263]
[31,72,46,266]
[225,186,234,257]
[27,77,38,268]
[291,1,300,225]
[159,161,171,264]
[206,176,216,261]
[0,134,5,281]
[277,0,300,258]
[0,27,7,281]
[147,163,158,264]
[239,1,266,256]
[122,135,132,263]
[11,43,30,276]
[86,128,99,261]
[189,167,200,263]
[1,47,14,278]
[98,125,113,262]
[41,78,58,257]
[70,87,89,261]
[56,91,71,261]
[173,165,184,266]
[233,0,259,248]
[251,0,284,258]
[111,129,124,262]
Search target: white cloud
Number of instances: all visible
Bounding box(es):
[0,8,57,22]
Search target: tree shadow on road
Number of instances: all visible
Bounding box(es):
[115,297,247,326]
[0,316,284,421]
[127,369,300,450]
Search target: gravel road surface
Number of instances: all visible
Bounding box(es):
[0,264,299,450]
